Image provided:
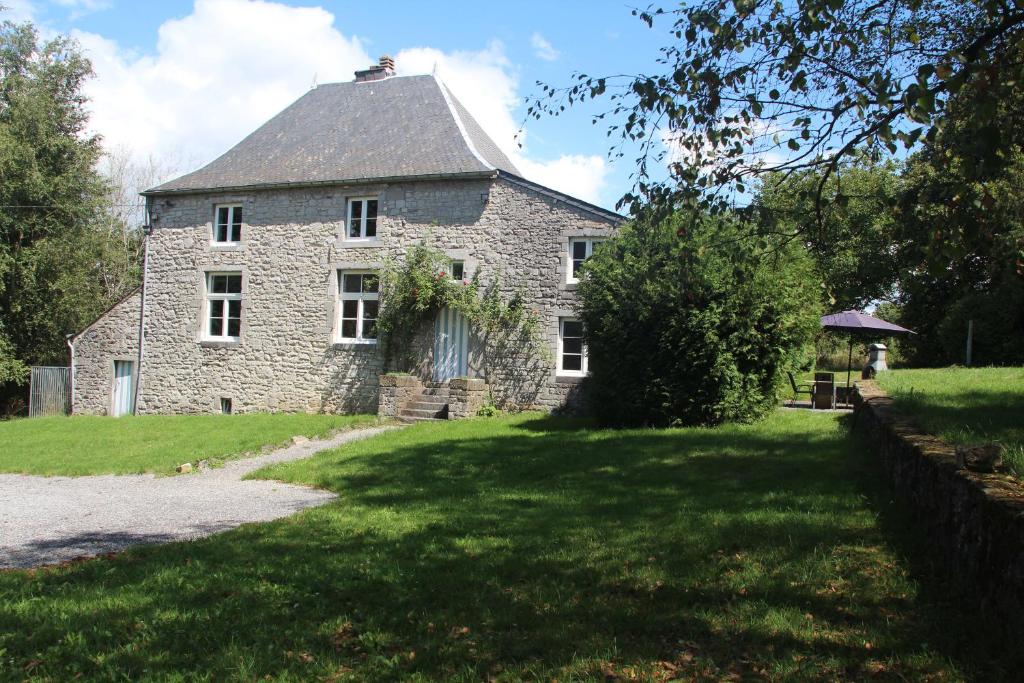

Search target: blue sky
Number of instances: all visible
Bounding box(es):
[7,0,668,209]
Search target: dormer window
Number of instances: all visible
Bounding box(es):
[214,205,242,244]
[347,198,378,240]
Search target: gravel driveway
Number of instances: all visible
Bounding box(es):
[0,425,391,570]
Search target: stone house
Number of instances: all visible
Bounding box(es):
[70,57,622,418]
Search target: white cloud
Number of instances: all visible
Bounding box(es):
[396,42,609,205]
[75,0,370,181]
[1,0,39,22]
[54,0,111,19]
[530,32,559,61]
[75,0,609,204]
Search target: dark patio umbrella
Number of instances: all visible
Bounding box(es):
[820,310,915,391]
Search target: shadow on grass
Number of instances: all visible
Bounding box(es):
[1,414,1017,680]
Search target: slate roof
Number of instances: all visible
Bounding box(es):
[147,74,520,194]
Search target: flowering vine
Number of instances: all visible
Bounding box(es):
[376,243,549,378]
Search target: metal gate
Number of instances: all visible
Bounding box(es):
[29,366,71,417]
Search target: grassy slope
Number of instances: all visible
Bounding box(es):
[0,413,378,476]
[876,367,1024,475]
[1,411,1012,681]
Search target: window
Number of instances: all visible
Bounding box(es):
[450,261,465,281]
[214,205,242,243]
[338,271,379,342]
[558,318,588,376]
[220,397,233,414]
[347,197,378,239]
[568,238,603,283]
[206,273,242,340]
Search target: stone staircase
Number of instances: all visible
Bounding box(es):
[398,382,449,422]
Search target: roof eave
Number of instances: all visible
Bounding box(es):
[142,170,498,197]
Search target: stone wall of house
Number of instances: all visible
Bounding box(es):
[130,175,617,414]
[71,290,142,415]
[853,381,1024,638]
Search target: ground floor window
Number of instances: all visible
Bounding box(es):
[558,318,588,376]
[338,271,379,342]
[206,273,242,340]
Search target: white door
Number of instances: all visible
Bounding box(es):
[112,360,134,416]
[433,307,468,382]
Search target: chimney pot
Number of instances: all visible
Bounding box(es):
[354,54,396,82]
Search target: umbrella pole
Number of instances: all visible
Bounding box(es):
[846,339,853,398]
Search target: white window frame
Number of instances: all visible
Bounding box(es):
[557,318,588,377]
[567,238,603,283]
[345,197,379,241]
[449,260,466,281]
[205,272,243,341]
[213,204,243,244]
[337,270,379,344]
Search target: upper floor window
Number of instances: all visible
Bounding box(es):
[214,205,242,244]
[558,318,588,376]
[338,271,379,342]
[450,261,465,281]
[347,198,378,240]
[206,273,242,340]
[568,238,603,283]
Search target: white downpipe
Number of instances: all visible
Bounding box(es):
[134,203,152,415]
[65,333,75,415]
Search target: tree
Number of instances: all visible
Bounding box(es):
[576,211,821,427]
[528,0,1024,242]
[753,155,904,310]
[889,40,1024,365]
[0,19,142,409]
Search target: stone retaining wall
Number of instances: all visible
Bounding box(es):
[853,380,1024,635]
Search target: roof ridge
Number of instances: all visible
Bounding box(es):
[432,73,495,172]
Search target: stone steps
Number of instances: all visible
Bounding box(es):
[398,384,450,422]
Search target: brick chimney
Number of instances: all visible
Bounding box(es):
[354,55,396,82]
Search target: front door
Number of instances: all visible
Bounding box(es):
[111,360,134,417]
[433,307,468,382]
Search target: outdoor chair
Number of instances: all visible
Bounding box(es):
[787,371,813,406]
[813,372,836,410]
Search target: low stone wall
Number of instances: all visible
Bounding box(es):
[378,374,422,418]
[853,380,1024,635]
[448,377,488,419]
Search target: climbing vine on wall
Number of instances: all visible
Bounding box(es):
[376,243,549,378]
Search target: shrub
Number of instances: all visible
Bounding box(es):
[576,212,821,427]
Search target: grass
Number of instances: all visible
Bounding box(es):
[1,410,1015,681]
[876,367,1024,476]
[0,413,378,476]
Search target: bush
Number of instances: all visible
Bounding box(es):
[576,212,821,427]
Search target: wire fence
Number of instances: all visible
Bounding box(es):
[28,366,71,417]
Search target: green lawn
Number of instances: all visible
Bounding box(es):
[876,367,1024,475]
[1,411,1013,681]
[0,413,379,476]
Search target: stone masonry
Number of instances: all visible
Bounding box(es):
[71,290,142,415]
[71,175,618,415]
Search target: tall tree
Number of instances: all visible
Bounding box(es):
[753,156,904,310]
[0,19,115,389]
[892,40,1024,364]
